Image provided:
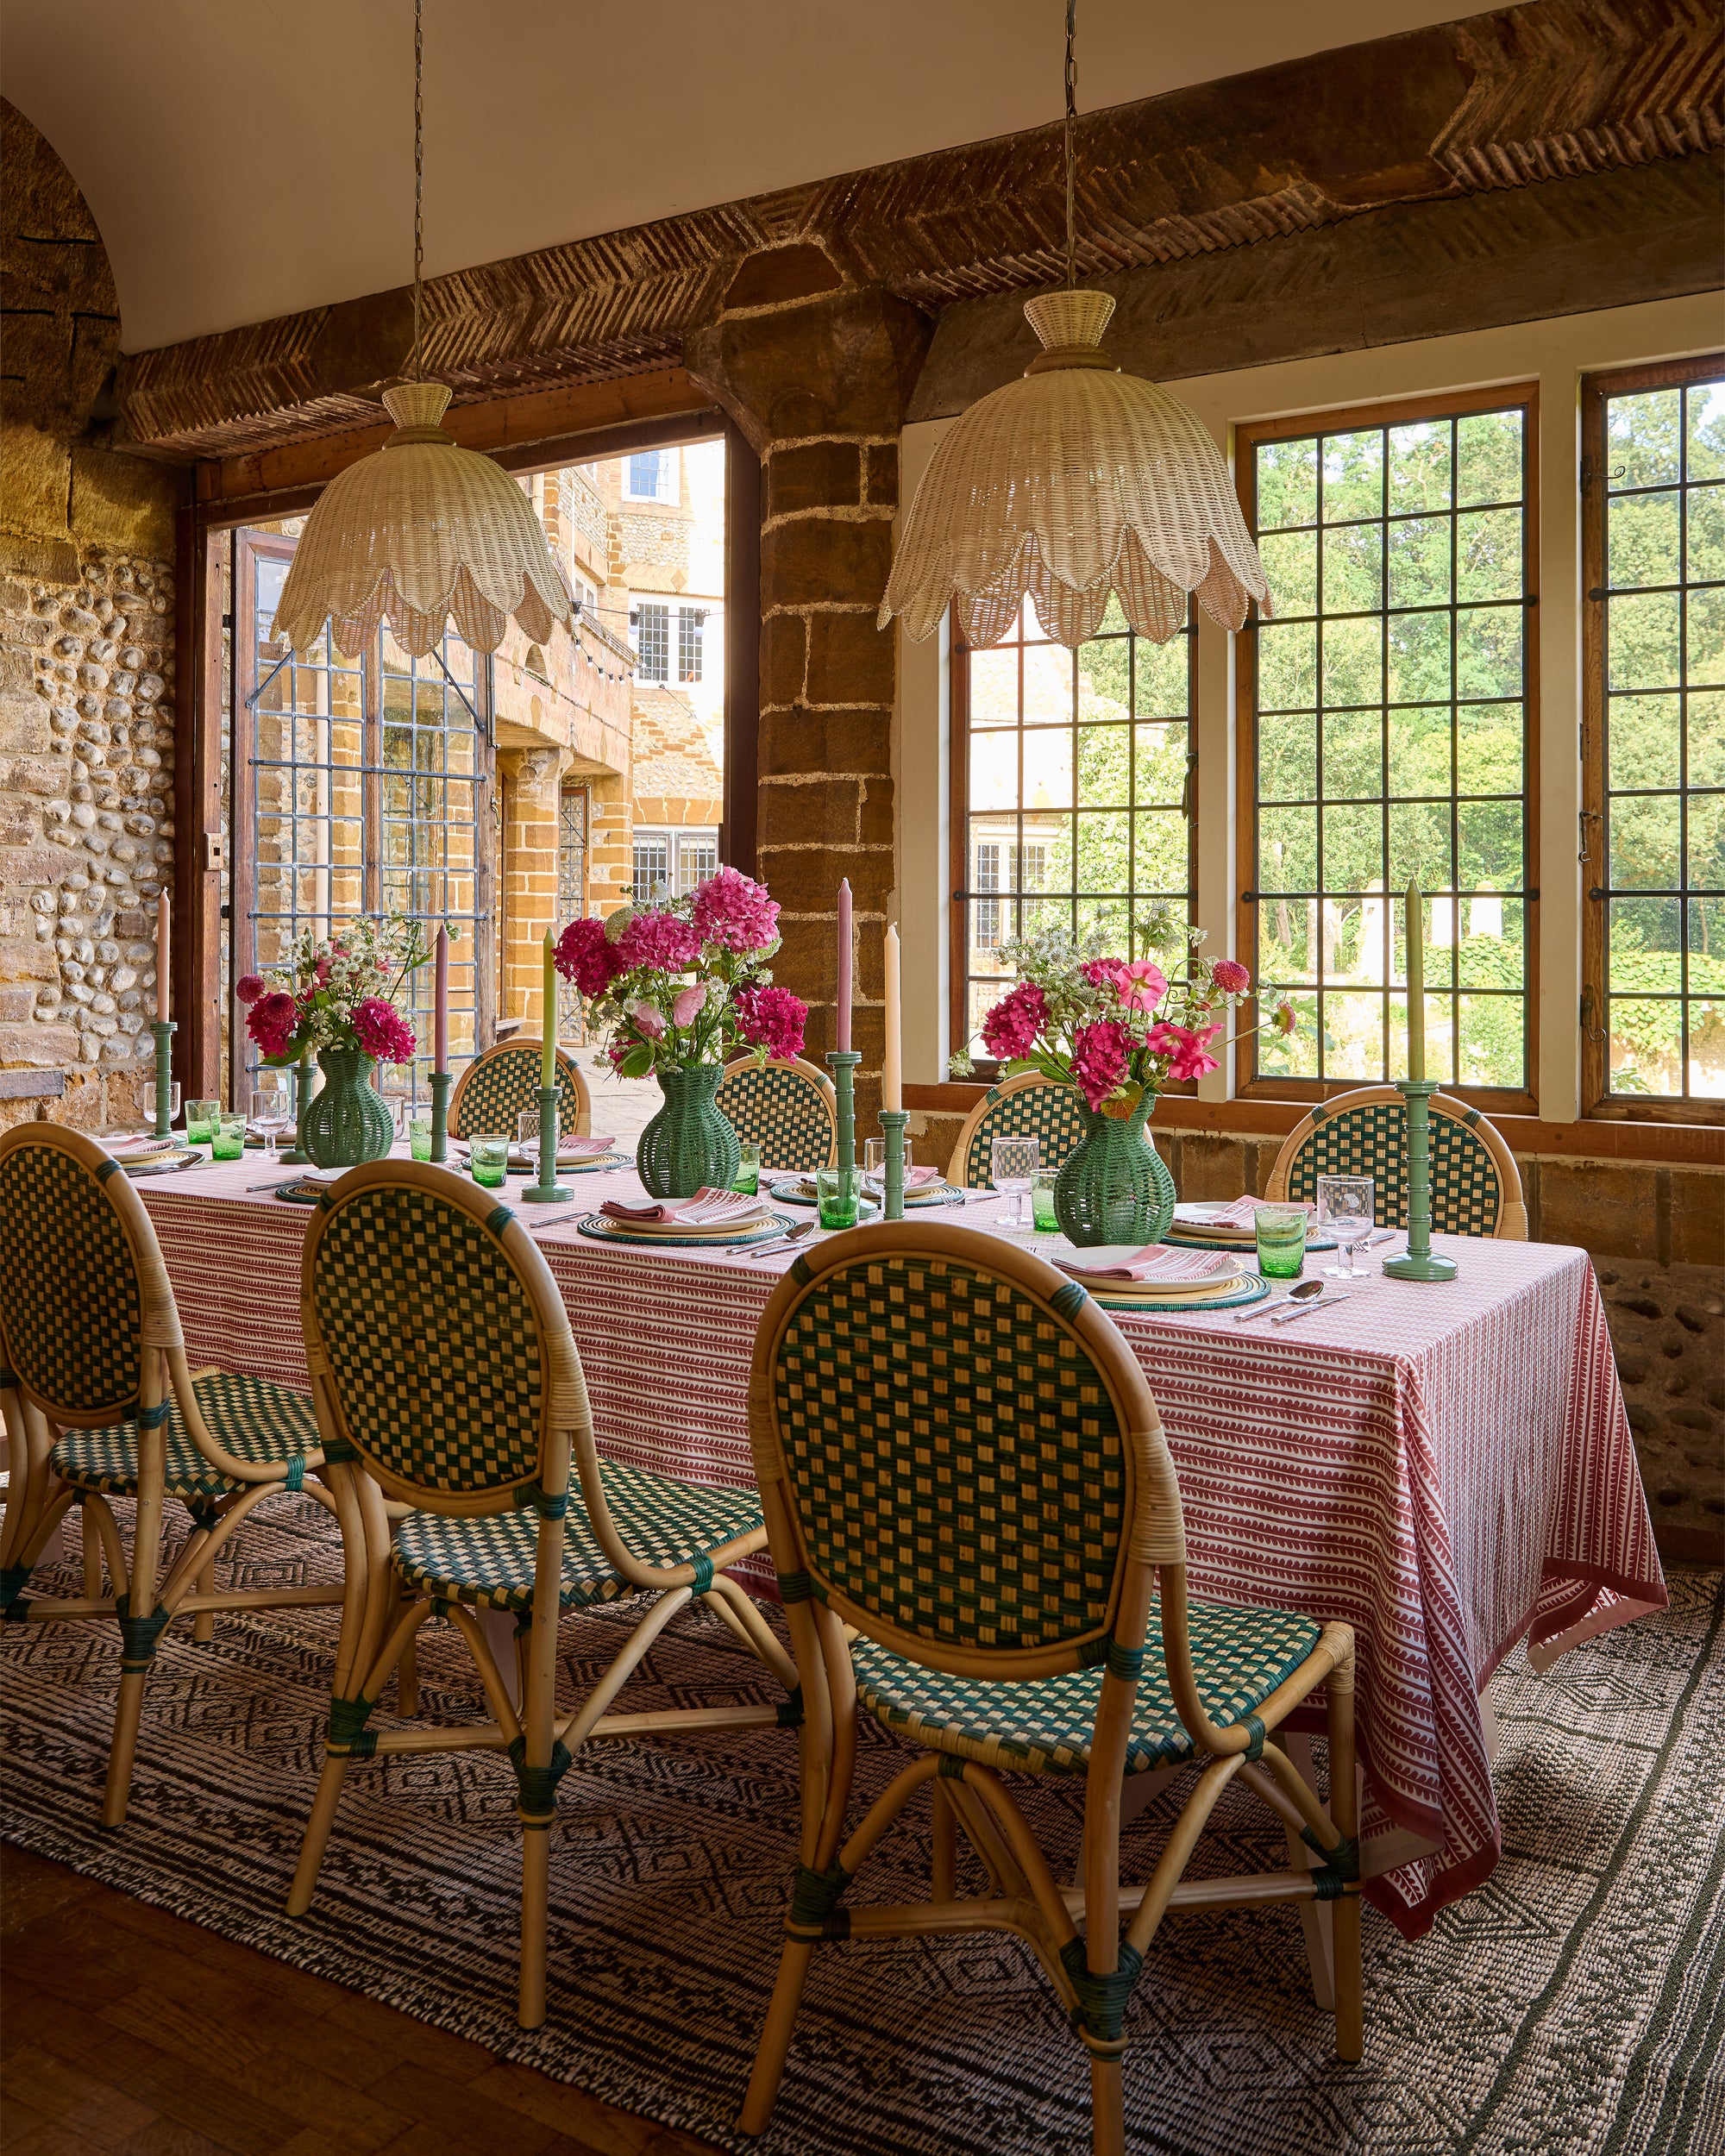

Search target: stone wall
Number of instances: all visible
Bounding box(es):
[1,99,179,1135]
[907,1094,1724,1560]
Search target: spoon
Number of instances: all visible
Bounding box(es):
[1270,1282,1355,1325]
[1233,1277,1324,1325]
[731,1222,817,1257]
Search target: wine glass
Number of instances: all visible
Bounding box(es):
[250,1074,291,1159]
[379,1063,415,1139]
[1316,1175,1376,1278]
[863,1134,910,1212]
[990,1134,1040,1229]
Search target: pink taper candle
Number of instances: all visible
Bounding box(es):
[154,893,170,1022]
[433,924,448,1070]
[835,879,852,1053]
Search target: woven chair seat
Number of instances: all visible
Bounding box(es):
[850,1596,1321,1777]
[50,1371,320,1502]
[392,1460,764,1613]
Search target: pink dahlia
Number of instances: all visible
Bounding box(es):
[235,972,266,1006]
[692,865,780,954]
[555,916,626,999]
[981,981,1047,1062]
[353,997,416,1064]
[1070,1018,1132,1112]
[1147,1020,1221,1084]
[732,985,808,1059]
[1211,958,1251,996]
[615,907,700,973]
[246,989,301,1061]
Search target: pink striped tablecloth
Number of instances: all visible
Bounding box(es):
[136,1152,1665,1940]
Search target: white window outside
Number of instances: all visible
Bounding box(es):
[626,450,674,503]
[633,601,669,682]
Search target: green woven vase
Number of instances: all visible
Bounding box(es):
[637,1062,741,1200]
[1053,1090,1176,1249]
[301,1049,395,1169]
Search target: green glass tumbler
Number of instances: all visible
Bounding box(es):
[409,1114,433,1163]
[469,1132,511,1188]
[185,1098,219,1145]
[1255,1205,1308,1281]
[732,1142,762,1196]
[210,1114,246,1162]
[1031,1169,1060,1232]
[816,1165,859,1230]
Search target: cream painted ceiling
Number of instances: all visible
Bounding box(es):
[3,0,1473,354]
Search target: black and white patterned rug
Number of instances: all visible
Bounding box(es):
[3,1503,1720,2156]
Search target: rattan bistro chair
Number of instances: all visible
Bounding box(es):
[739,1223,1362,2153]
[288,1160,798,2028]
[0,1124,336,1826]
[716,1054,837,1172]
[1265,1083,1527,1238]
[448,1039,591,1142]
[947,1069,1088,1188]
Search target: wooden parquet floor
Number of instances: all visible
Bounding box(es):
[0,1843,723,2156]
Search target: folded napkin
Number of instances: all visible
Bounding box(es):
[1176,1194,1314,1231]
[599,1187,768,1228]
[1054,1244,1239,1284]
[903,1164,944,1188]
[552,1133,616,1157]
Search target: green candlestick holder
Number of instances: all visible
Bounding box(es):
[429,1070,453,1165]
[1383,1079,1458,1282]
[278,1056,312,1166]
[879,1107,909,1222]
[523,1084,571,1203]
[150,1019,176,1139]
[827,1050,861,1181]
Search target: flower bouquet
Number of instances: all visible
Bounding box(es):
[238,915,430,1169]
[951,922,1296,1245]
[555,866,808,1196]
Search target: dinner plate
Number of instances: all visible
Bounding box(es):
[1164,1227,1339,1252]
[574,1208,795,1249]
[117,1148,204,1177]
[1091,1272,1270,1314]
[768,1177,952,1210]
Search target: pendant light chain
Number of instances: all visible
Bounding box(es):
[411,0,424,380]
[1063,0,1077,290]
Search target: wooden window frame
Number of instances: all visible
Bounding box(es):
[1581,352,1725,1126]
[1233,381,1542,1116]
[948,611,1201,1087]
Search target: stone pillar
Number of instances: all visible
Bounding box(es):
[687,272,931,1131]
[499,746,568,1030]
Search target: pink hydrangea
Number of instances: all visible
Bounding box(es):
[1147,1020,1221,1084]
[555,916,626,1000]
[981,981,1048,1062]
[235,973,266,1006]
[692,866,780,954]
[1082,958,1130,993]
[732,985,808,1059]
[614,907,700,974]
[246,990,301,1061]
[1070,1018,1132,1111]
[1211,958,1251,995]
[353,997,416,1064]
[626,998,668,1041]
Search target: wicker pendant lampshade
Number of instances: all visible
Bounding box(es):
[269,1,573,661]
[879,4,1273,651]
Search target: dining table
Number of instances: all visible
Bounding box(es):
[129,1145,1665,1946]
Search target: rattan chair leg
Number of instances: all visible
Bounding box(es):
[932,1783,958,1900]
[1329,1659,1364,2061]
[100,1407,168,1829]
[737,1937,819,2135]
[1090,2056,1126,2156]
[518,1827,550,2031]
[81,1505,103,1597]
[192,1554,216,1643]
[101,1670,150,1830]
[397,1601,419,1718]
[286,1754,352,1915]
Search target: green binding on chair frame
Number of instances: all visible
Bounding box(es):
[289,1158,798,2033]
[948,1069,1090,1190]
[448,1039,591,1143]
[716,1054,837,1172]
[738,1220,1364,2154]
[0,1123,336,1828]
[1265,1083,1527,1239]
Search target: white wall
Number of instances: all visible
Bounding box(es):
[893,291,1723,1121]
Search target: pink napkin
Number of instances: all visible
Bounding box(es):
[1183,1194,1313,1230]
[599,1187,765,1226]
[1054,1244,1239,1283]
[561,1133,617,1156]
[904,1164,943,1188]
[107,1133,181,1158]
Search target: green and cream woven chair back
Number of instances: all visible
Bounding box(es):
[750,1222,1176,1672]
[449,1042,591,1144]
[0,1125,154,1427]
[1266,1084,1527,1239]
[716,1056,837,1172]
[301,1162,581,1514]
[948,1072,1089,1192]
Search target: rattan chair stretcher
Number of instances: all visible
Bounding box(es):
[737,1221,1362,2154]
[715,1054,837,1172]
[1264,1083,1527,1238]
[287,1159,797,2030]
[448,1039,592,1143]
[0,1124,340,1827]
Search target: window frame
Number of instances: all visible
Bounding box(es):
[947,609,1201,1086]
[633,598,670,682]
[624,448,675,503]
[1581,352,1725,1125]
[1233,381,1543,1114]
